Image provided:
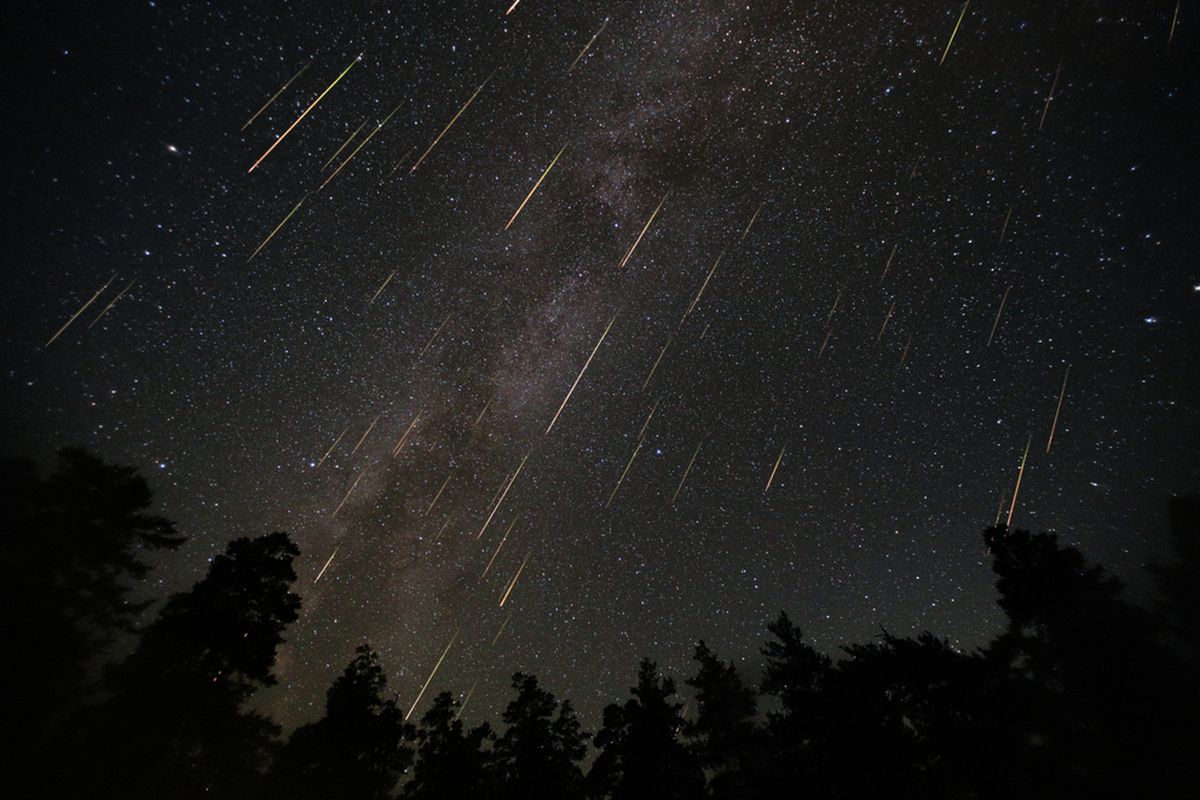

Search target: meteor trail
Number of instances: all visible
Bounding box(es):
[88,278,136,328]
[642,336,671,391]
[392,411,423,457]
[606,440,644,508]
[567,17,609,73]
[506,143,567,230]
[638,397,661,441]
[505,0,521,14]
[987,285,1011,347]
[369,270,397,304]
[940,0,970,66]
[1038,58,1063,132]
[242,62,311,132]
[319,101,404,190]
[386,146,416,179]
[474,397,493,428]
[45,273,116,347]
[351,414,381,455]
[877,301,896,343]
[499,551,532,607]
[332,471,366,517]
[740,201,765,243]
[481,516,517,579]
[322,116,369,170]
[1045,366,1070,453]
[418,314,452,359]
[879,244,897,284]
[410,76,491,173]
[670,441,702,506]
[899,334,913,368]
[546,313,617,434]
[455,679,479,720]
[313,545,340,585]
[248,54,360,173]
[406,629,459,721]
[684,248,725,320]
[426,471,453,516]
[247,194,307,262]
[764,443,786,495]
[998,205,1013,244]
[1170,1,1181,50]
[818,329,833,358]
[1005,435,1032,527]
[491,614,511,646]
[825,287,843,328]
[618,191,669,269]
[477,452,529,540]
[316,427,348,468]
[432,517,452,543]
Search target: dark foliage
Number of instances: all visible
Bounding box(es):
[493,672,590,800]
[403,691,493,799]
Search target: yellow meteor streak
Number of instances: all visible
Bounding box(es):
[474,396,493,428]
[316,426,348,468]
[351,413,381,455]
[499,551,533,607]
[477,452,529,540]
[45,273,116,347]
[481,516,518,579]
[410,76,491,173]
[998,205,1013,244]
[546,313,616,434]
[740,201,765,243]
[506,0,521,14]
[683,248,725,320]
[879,244,897,284]
[418,314,452,359]
[332,471,366,517]
[899,334,913,369]
[426,471,453,516]
[619,191,669,269]
[248,54,361,173]
[700,322,711,340]
[386,146,417,179]
[642,336,671,391]
[877,300,896,343]
[940,0,970,66]
[764,443,786,494]
[671,441,702,506]
[491,614,511,646]
[313,544,340,585]
[242,62,311,132]
[455,680,479,720]
[1005,435,1032,527]
[993,487,1007,527]
[638,396,661,441]
[818,329,833,358]
[322,116,369,170]
[88,277,136,328]
[369,270,397,304]
[987,285,1011,347]
[247,194,306,263]
[606,440,643,508]
[567,17,609,74]
[1045,366,1070,453]
[393,411,423,457]
[1170,1,1181,50]
[1038,58,1063,132]
[826,286,843,328]
[506,143,568,230]
[319,101,404,191]
[432,517,452,543]
[406,629,459,721]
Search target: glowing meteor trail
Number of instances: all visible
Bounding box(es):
[877,301,896,343]
[88,278,136,328]
[764,443,786,494]
[392,412,423,457]
[242,62,311,132]
[1046,366,1070,453]
[1006,435,1032,527]
[546,313,616,434]
[432,518,452,544]
[1170,1,1181,50]
[481,516,517,579]
[247,194,307,262]
[319,101,404,190]
[684,248,725,320]
[322,117,369,170]
[506,143,567,230]
[248,54,361,173]
[426,471,453,516]
[369,270,397,304]
[351,414,381,455]
[45,273,116,347]
[312,545,340,585]
[826,287,843,328]
[499,551,533,607]
[386,146,416,179]
[410,76,490,173]
[618,191,669,269]
[316,427,348,468]
[1038,58,1063,132]
[332,471,366,517]
[455,679,479,720]
[478,452,530,540]
[999,205,1013,244]
[638,397,661,441]
[987,285,1011,347]
[940,0,970,66]
[474,397,493,428]
[491,614,511,646]
[505,0,521,14]
[642,336,672,391]
[406,630,459,721]
[671,441,702,506]
[879,244,897,284]
[567,17,609,73]
[899,334,913,368]
[606,440,644,508]
[740,201,765,243]
[818,329,833,358]
[419,314,452,359]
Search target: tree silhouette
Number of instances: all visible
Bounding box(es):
[493,673,589,800]
[684,641,757,799]
[276,643,414,800]
[403,690,493,800]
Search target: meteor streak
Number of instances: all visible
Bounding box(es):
[351,414,381,455]
[322,117,369,170]
[764,443,786,494]
[242,62,311,132]
[455,679,479,720]
[481,516,517,579]
[332,471,366,517]
[386,147,416,180]
[637,397,661,441]
[899,334,913,368]
[606,440,643,508]
[474,396,493,428]
[499,551,532,607]
[618,191,669,269]
[998,205,1013,244]
[419,314,452,359]
[740,201,765,243]
[825,287,843,328]
[316,427,348,468]
[248,54,361,173]
[406,630,459,721]
[987,285,1011,347]
[247,194,307,262]
[477,452,529,540]
[546,313,616,434]
[369,270,397,304]
[940,0,970,66]
[684,248,725,320]
[393,412,423,457]
[45,273,116,347]
[410,76,491,173]
[877,301,896,343]
[1170,1,1181,50]
[432,517,452,543]
[88,278,136,328]
[671,441,702,506]
[567,17,609,73]
[1038,58,1063,132]
[319,101,404,191]
[313,545,340,584]
[642,336,671,391]
[1005,435,1031,527]
[505,143,567,230]
[426,471,453,516]
[818,329,833,358]
[505,0,521,14]
[879,244,897,284]
[491,614,511,646]
[1045,366,1070,453]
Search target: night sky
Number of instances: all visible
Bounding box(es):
[4,0,1198,732]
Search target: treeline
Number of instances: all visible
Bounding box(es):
[2,449,1196,799]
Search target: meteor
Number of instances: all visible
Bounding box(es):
[740,201,765,243]
[319,101,405,191]
[247,194,307,262]
[637,397,661,441]
[455,679,479,720]
[474,396,493,428]
[406,629,459,721]
[481,516,518,579]
[618,191,669,269]
[683,248,725,320]
[418,314,452,359]
[877,300,896,343]
[45,273,117,347]
[825,286,843,328]
[764,443,786,494]
[369,270,397,304]
[505,0,521,14]
[332,471,366,517]
[491,614,511,646]
[242,62,311,132]
[818,329,833,358]
[477,452,529,540]
[313,545,340,585]
[393,411,423,457]
[410,76,491,173]
[699,322,711,340]
[426,471,453,516]
[248,54,361,173]
[499,551,532,607]
[987,285,1011,347]
[432,517,452,543]
[315,426,348,468]
[606,440,644,508]
[1005,435,1032,527]
[506,143,567,230]
[899,334,913,368]
[998,205,1013,244]
[386,146,416,180]
[351,413,381,455]
[1170,1,1181,50]
[879,244,897,284]
[322,116,369,170]
[670,441,702,506]
[940,0,970,66]
[641,336,672,391]
[1045,366,1070,453]
[1038,58,1063,132]
[88,277,136,328]
[546,313,617,434]
[567,17,609,74]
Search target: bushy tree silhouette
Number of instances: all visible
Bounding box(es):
[684,641,757,799]
[493,672,589,800]
[403,690,493,799]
